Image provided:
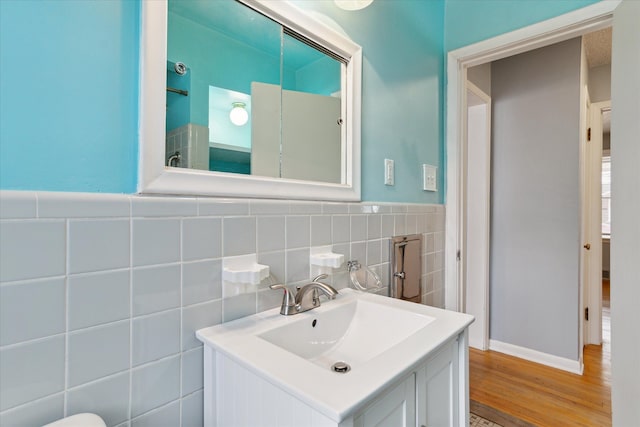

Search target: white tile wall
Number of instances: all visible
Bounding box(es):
[0,190,446,427]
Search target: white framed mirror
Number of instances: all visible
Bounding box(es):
[139,0,362,201]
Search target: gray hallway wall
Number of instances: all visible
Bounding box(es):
[490,37,582,361]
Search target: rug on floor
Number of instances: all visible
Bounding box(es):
[471,400,537,427]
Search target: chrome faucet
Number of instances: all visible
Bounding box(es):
[269,274,339,316]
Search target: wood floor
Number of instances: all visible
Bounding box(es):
[469,280,611,427]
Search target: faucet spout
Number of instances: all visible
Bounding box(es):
[295,281,339,312]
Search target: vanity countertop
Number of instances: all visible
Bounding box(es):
[196,288,474,422]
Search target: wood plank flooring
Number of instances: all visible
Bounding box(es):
[469,280,611,427]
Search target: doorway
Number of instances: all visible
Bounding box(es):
[446,2,618,374]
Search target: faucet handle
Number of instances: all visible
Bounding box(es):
[312,273,329,282]
[269,284,297,315]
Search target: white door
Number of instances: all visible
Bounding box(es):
[464,81,491,350]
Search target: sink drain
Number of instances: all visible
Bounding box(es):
[331,361,351,373]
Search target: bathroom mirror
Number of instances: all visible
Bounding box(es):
[140,0,362,200]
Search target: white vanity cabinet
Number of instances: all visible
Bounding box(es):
[354,338,461,427]
[196,289,473,427]
[202,332,467,427]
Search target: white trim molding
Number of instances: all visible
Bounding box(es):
[444,0,621,312]
[489,340,583,375]
[138,0,362,201]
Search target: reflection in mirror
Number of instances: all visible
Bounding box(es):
[166,0,344,183]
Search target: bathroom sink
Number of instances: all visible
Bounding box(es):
[196,288,473,421]
[258,298,434,370]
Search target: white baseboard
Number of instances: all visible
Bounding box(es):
[489,339,583,375]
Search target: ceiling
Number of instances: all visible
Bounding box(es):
[583,27,612,68]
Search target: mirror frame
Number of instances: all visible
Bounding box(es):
[139,0,362,201]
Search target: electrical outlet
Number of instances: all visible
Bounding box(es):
[423,164,437,191]
[384,159,394,186]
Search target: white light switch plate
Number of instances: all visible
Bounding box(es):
[423,164,437,191]
[384,159,394,186]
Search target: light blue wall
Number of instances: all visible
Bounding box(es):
[294,0,446,203]
[0,0,603,202]
[444,0,601,51]
[0,0,139,193]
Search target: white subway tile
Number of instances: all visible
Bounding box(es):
[69,219,129,274]
[0,278,65,345]
[0,220,66,282]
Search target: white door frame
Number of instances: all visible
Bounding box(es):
[463,81,491,350]
[444,0,621,370]
[585,100,610,345]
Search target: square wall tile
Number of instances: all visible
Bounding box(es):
[257,251,285,284]
[0,336,65,411]
[331,215,350,244]
[181,390,203,427]
[68,321,130,387]
[0,393,63,427]
[132,264,181,316]
[183,259,222,306]
[310,216,331,246]
[131,356,180,417]
[66,371,130,427]
[286,249,309,283]
[367,215,381,239]
[0,278,65,345]
[381,215,395,238]
[181,347,203,396]
[257,216,285,253]
[0,220,65,282]
[223,293,256,323]
[182,217,221,261]
[69,219,129,274]
[366,240,381,266]
[68,270,129,330]
[222,217,256,256]
[286,216,310,249]
[131,401,180,427]
[182,300,222,351]
[132,219,180,266]
[350,215,367,241]
[132,309,181,367]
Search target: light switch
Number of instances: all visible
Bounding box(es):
[423,164,437,191]
[384,159,394,186]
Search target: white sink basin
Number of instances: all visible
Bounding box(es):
[258,298,434,370]
[196,288,473,421]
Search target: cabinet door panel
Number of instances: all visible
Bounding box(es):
[354,374,416,427]
[417,340,459,427]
